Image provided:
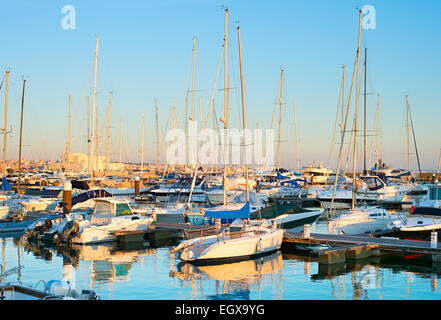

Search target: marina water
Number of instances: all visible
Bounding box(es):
[2,208,441,300]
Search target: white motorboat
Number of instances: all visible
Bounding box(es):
[302,162,336,184]
[149,177,208,203]
[170,219,284,263]
[28,198,153,245]
[410,184,441,216]
[0,266,99,300]
[328,206,395,235]
[317,175,407,208]
[387,215,441,241]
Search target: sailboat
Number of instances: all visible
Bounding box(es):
[327,11,397,235]
[170,15,284,264]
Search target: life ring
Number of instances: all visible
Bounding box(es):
[40,179,47,186]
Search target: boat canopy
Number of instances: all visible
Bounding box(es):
[276,171,289,180]
[58,189,113,208]
[204,202,250,219]
[280,179,307,187]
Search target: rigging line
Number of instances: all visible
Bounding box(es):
[175,50,194,130]
[329,38,361,216]
[204,41,224,129]
[327,68,344,176]
[407,100,422,177]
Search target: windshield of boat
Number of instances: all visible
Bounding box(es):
[91,201,113,225]
[232,192,258,204]
[361,176,384,191]
[115,203,133,216]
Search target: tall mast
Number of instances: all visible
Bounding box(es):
[223,8,229,205]
[2,70,9,181]
[351,9,362,210]
[376,94,380,173]
[329,11,362,217]
[67,94,72,172]
[17,79,26,199]
[155,98,159,166]
[119,118,123,169]
[87,96,91,174]
[141,117,144,173]
[277,69,284,171]
[341,65,345,139]
[237,25,249,202]
[363,48,367,175]
[90,35,99,182]
[293,97,300,171]
[106,91,112,171]
[406,94,410,172]
[185,89,189,166]
[95,105,99,171]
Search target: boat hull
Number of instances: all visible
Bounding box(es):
[179,229,284,263]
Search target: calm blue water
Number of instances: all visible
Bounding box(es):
[2,217,441,300]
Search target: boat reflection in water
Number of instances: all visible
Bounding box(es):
[170,251,283,299]
[23,240,156,291]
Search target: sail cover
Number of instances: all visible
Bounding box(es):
[204,202,250,219]
[58,189,113,207]
[1,177,11,191]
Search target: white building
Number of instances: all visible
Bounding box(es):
[68,153,124,172]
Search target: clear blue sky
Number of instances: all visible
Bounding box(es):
[0,0,440,170]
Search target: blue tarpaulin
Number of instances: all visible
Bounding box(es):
[58,189,113,208]
[276,171,289,180]
[204,202,250,219]
[1,177,11,191]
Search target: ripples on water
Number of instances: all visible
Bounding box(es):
[1,204,441,300]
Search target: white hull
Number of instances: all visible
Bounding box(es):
[178,227,284,262]
[74,218,152,244]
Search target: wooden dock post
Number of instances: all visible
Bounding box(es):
[134,176,140,196]
[63,181,72,214]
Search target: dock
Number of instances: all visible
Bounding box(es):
[283,231,441,267]
[113,222,225,243]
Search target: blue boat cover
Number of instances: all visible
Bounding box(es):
[204,201,250,219]
[1,177,11,191]
[281,178,308,187]
[276,171,289,180]
[58,189,113,207]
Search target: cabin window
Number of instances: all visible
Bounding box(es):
[116,203,132,216]
[94,201,113,216]
[429,188,439,200]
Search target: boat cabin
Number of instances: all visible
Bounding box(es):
[91,199,135,225]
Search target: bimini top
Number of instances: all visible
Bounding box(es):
[204,202,250,220]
